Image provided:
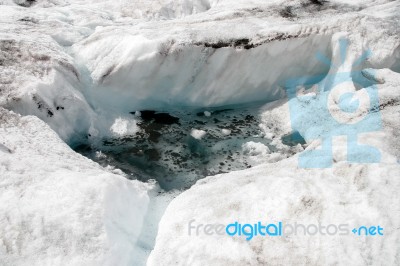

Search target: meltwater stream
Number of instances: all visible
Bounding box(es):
[75,102,276,191]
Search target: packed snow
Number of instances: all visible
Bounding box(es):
[0,108,152,265]
[221,128,231,135]
[204,111,211,117]
[190,128,207,140]
[0,0,399,265]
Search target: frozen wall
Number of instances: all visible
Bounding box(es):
[74,34,333,111]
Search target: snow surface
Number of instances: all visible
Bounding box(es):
[0,0,400,265]
[0,108,151,265]
[149,160,400,265]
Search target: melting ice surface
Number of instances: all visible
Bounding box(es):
[76,102,276,190]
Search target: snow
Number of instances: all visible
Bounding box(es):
[110,117,140,137]
[243,142,267,155]
[149,160,400,265]
[221,128,231,135]
[149,68,400,266]
[73,33,332,111]
[0,0,399,265]
[1,0,399,142]
[131,185,179,266]
[67,0,399,113]
[0,108,151,265]
[190,128,206,140]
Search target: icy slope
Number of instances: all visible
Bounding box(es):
[0,7,96,143]
[0,108,151,266]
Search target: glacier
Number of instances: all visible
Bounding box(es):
[0,0,400,265]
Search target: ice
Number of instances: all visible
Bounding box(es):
[0,0,399,265]
[148,160,400,265]
[73,33,333,112]
[0,108,151,265]
[190,129,206,140]
[110,117,140,137]
[1,0,398,144]
[221,128,231,135]
[204,111,211,117]
[242,141,271,164]
[77,106,278,191]
[131,185,180,266]
[149,68,400,266]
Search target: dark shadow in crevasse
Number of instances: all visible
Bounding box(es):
[75,102,276,191]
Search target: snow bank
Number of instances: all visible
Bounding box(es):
[149,159,400,266]
[0,108,151,266]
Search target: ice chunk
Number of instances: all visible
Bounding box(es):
[242,141,270,156]
[190,129,206,140]
[110,117,139,136]
[221,128,231,135]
